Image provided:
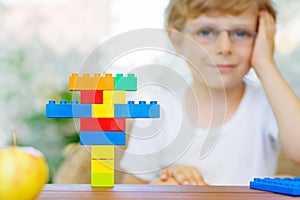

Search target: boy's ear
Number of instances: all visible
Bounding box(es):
[167,26,183,55]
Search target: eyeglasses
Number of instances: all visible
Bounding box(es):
[180,25,257,44]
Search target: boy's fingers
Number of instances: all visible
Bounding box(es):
[159,169,169,180]
[184,170,199,185]
[192,168,207,185]
[267,14,276,36]
[172,168,197,185]
[172,172,189,185]
[262,12,274,32]
[260,11,275,37]
[258,12,267,34]
[185,173,198,185]
[160,166,206,185]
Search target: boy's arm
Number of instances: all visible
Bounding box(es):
[252,11,300,165]
[259,63,300,165]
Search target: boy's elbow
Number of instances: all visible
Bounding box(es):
[285,150,300,166]
[280,136,300,166]
[290,156,300,166]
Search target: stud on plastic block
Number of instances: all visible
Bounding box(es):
[250,177,300,196]
[80,118,126,131]
[69,73,114,91]
[80,90,103,104]
[80,131,126,145]
[114,101,160,118]
[46,100,91,118]
[114,74,137,91]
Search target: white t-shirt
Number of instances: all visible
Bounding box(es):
[120,79,279,186]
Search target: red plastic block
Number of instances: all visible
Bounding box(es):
[80,118,126,131]
[80,90,103,104]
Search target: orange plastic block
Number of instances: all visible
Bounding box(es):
[69,73,114,91]
[97,74,114,90]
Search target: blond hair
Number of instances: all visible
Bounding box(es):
[165,0,277,29]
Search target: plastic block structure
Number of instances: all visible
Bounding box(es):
[115,101,160,118]
[45,73,160,187]
[250,177,300,196]
[92,104,115,118]
[80,118,125,131]
[69,73,114,91]
[80,90,103,104]
[91,146,114,187]
[103,91,126,104]
[80,131,126,145]
[91,146,114,159]
[114,74,137,91]
[46,100,91,118]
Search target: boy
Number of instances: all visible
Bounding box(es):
[120,0,300,185]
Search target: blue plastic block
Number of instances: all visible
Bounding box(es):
[80,131,126,145]
[114,101,160,118]
[114,74,137,91]
[46,100,91,118]
[250,177,300,196]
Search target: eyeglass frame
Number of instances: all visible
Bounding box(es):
[179,25,258,44]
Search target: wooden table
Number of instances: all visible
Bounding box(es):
[38,184,299,199]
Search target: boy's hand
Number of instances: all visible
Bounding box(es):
[251,11,276,75]
[159,165,207,185]
[150,177,179,185]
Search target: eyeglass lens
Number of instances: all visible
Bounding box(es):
[193,26,256,44]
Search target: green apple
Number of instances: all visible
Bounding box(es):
[0,131,49,200]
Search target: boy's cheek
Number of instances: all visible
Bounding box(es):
[181,41,211,64]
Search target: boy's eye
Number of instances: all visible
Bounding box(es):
[232,29,251,38]
[196,28,214,36]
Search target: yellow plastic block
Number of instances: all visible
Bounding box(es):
[92,104,114,118]
[91,159,114,173]
[103,91,126,104]
[91,146,114,159]
[69,73,114,91]
[91,173,114,187]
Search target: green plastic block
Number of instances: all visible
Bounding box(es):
[114,74,137,91]
[91,173,114,187]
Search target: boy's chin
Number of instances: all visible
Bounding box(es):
[205,80,243,92]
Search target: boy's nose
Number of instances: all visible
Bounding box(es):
[214,32,233,56]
